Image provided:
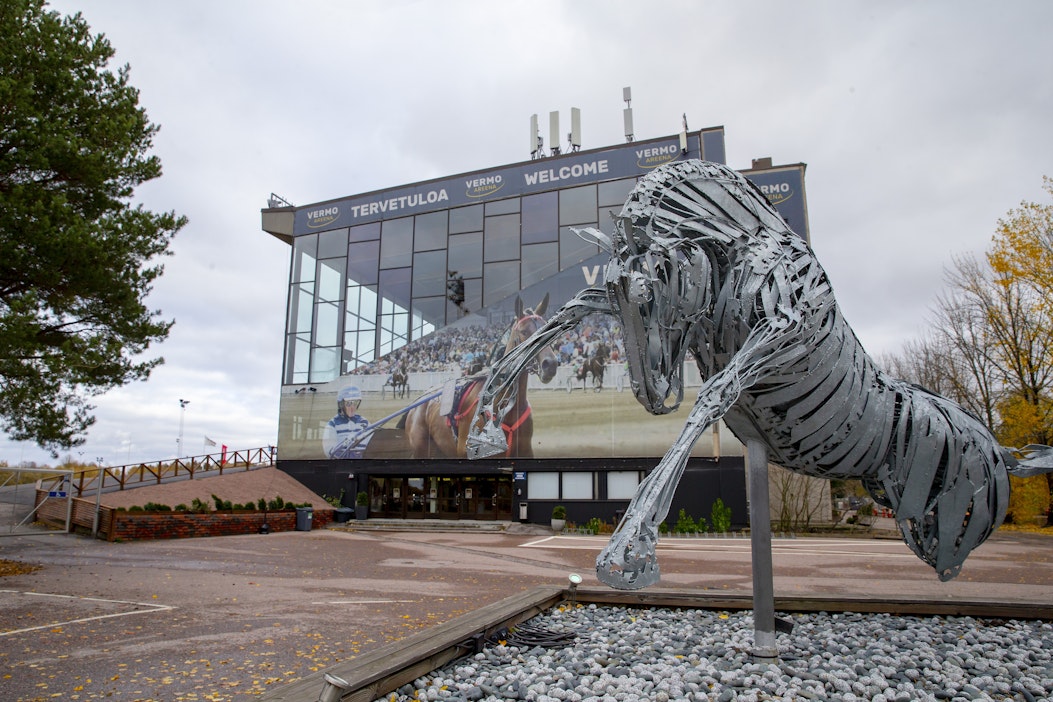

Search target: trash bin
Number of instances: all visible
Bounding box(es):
[518,501,528,522]
[295,506,313,531]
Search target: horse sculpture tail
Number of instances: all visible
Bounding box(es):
[1007,444,1053,477]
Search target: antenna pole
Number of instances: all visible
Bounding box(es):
[623,87,634,143]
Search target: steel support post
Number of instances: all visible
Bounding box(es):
[747,438,778,660]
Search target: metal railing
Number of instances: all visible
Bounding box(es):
[36,447,276,499]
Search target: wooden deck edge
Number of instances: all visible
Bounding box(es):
[572,588,1053,620]
[260,587,1053,701]
[260,586,565,702]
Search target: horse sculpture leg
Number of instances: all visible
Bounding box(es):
[596,320,799,589]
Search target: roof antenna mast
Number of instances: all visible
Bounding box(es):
[623,87,634,143]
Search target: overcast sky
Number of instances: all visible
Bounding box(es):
[4,0,1051,467]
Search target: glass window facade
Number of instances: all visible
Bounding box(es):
[562,472,594,499]
[280,176,647,382]
[380,217,413,269]
[272,138,805,390]
[528,472,559,499]
[607,470,642,499]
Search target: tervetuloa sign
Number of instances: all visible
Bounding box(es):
[290,133,707,235]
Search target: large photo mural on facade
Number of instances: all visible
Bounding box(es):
[277,256,740,461]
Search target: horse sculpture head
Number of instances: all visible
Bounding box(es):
[576,191,744,416]
[577,163,793,418]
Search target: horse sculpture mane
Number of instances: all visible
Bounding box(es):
[468,159,1053,589]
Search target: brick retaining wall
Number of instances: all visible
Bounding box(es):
[34,490,333,541]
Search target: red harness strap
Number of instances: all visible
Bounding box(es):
[500,405,532,457]
[451,379,482,428]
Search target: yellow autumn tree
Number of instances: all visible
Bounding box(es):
[888,177,1053,524]
[998,394,1053,524]
[988,176,1053,522]
[989,176,1053,308]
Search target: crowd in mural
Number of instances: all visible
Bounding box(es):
[348,313,625,377]
[348,324,499,377]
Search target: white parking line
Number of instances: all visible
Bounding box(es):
[0,589,175,637]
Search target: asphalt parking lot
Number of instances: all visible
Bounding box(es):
[1,523,1051,701]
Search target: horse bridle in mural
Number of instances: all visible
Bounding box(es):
[467,158,1053,590]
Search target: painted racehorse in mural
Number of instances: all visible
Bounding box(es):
[573,343,609,392]
[384,368,409,400]
[467,159,1053,589]
[403,294,557,458]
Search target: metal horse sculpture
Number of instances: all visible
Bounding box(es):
[404,295,557,458]
[468,159,1053,589]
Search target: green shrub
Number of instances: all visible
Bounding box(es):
[658,521,669,534]
[174,504,188,512]
[674,509,707,533]
[142,502,171,512]
[190,497,210,513]
[551,505,567,520]
[267,496,286,511]
[584,517,605,534]
[128,505,143,512]
[257,498,267,511]
[710,498,732,533]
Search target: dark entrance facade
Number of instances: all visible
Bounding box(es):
[367,475,513,520]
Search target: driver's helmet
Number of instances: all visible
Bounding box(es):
[337,385,363,416]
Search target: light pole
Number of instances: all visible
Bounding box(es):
[178,399,190,457]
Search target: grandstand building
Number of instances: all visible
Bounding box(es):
[261,125,808,528]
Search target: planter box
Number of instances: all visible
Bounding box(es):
[106,508,334,541]
[32,491,333,541]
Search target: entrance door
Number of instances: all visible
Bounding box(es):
[494,478,513,520]
[405,477,426,517]
[434,477,460,519]
[461,477,494,520]
[461,477,514,520]
[423,476,514,520]
[369,476,404,517]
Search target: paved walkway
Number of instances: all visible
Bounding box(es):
[0,523,1050,701]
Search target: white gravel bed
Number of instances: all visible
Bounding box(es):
[376,603,1053,702]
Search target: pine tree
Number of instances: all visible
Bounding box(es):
[0,1,185,453]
